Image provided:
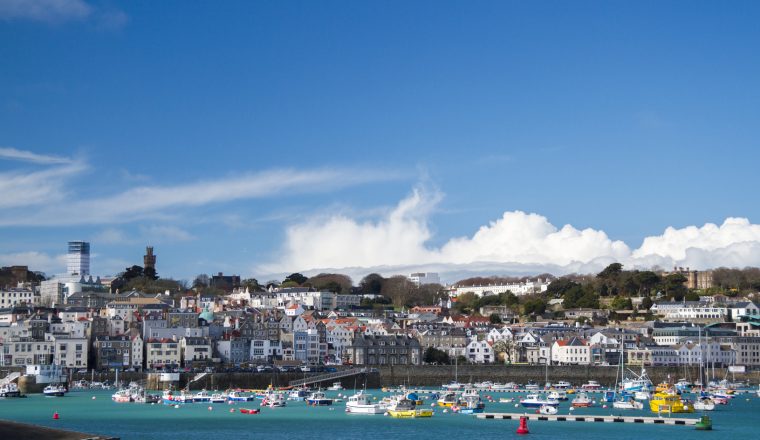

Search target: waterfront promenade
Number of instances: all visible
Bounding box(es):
[0,420,118,440]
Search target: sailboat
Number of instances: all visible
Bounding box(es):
[694,327,715,411]
[613,340,643,410]
[442,355,463,390]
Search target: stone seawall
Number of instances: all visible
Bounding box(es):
[60,366,759,392]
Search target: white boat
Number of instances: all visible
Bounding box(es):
[306,391,333,406]
[520,394,559,408]
[612,397,643,410]
[524,381,540,391]
[194,390,212,402]
[539,404,558,415]
[262,392,287,407]
[112,389,132,403]
[288,389,309,401]
[345,391,386,414]
[693,397,715,411]
[547,390,568,401]
[227,391,252,402]
[634,391,651,401]
[581,380,602,391]
[442,381,464,391]
[43,384,67,397]
[571,392,593,407]
[498,397,514,403]
[552,381,572,390]
[461,388,480,399]
[491,382,516,390]
[622,367,653,392]
[0,383,21,398]
[210,393,227,403]
[327,382,344,391]
[474,381,494,390]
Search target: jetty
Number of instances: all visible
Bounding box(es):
[0,420,118,440]
[288,367,368,387]
[476,412,702,426]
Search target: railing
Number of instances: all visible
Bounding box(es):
[289,368,368,387]
[0,372,20,386]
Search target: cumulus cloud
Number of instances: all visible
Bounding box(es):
[0,251,66,275]
[262,189,760,281]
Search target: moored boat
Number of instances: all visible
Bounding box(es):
[387,398,433,418]
[580,380,602,391]
[306,391,333,406]
[43,384,67,397]
[112,389,133,403]
[436,392,458,407]
[345,391,386,414]
[239,408,260,414]
[538,404,558,415]
[649,392,694,414]
[571,392,593,407]
[0,383,22,398]
[520,394,559,408]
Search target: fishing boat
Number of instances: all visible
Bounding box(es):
[552,381,572,390]
[43,384,67,397]
[452,395,485,414]
[287,389,309,401]
[193,390,212,402]
[693,397,715,411]
[306,391,333,406]
[387,398,433,418]
[520,394,559,408]
[571,392,593,407]
[436,392,458,407]
[405,392,424,406]
[0,383,22,398]
[649,392,694,414]
[524,380,540,391]
[210,393,227,403]
[132,390,160,404]
[538,404,558,415]
[345,391,386,414]
[634,391,651,401]
[622,367,653,393]
[227,390,253,402]
[547,390,568,401]
[327,382,344,391]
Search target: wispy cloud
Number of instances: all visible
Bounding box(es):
[0,161,86,209]
[140,225,195,242]
[0,0,92,23]
[0,146,74,164]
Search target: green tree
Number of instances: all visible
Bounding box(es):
[523,298,546,315]
[359,273,385,294]
[423,347,451,365]
[489,313,502,324]
[284,273,308,285]
[640,296,654,310]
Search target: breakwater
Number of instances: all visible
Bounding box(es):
[63,365,759,391]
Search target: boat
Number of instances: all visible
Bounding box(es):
[524,381,540,391]
[675,379,692,393]
[404,392,423,406]
[345,391,386,414]
[498,397,514,403]
[491,382,516,390]
[132,390,160,404]
[756,385,760,398]
[474,381,493,390]
[571,392,593,407]
[538,404,558,415]
[239,408,260,414]
[634,391,651,401]
[453,395,485,414]
[442,381,464,391]
[695,415,713,431]
[262,392,286,407]
[547,390,568,401]
[162,389,194,404]
[306,391,333,406]
[227,390,253,402]
[0,383,22,398]
[287,389,309,401]
[327,382,344,391]
[387,398,433,418]
[520,394,559,408]
[649,392,694,414]
[580,380,602,391]
[552,381,572,390]
[210,393,227,403]
[436,392,458,407]
[112,389,133,403]
[612,396,643,410]
[43,384,67,397]
[693,397,715,411]
[193,390,212,402]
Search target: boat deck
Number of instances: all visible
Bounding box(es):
[476,412,702,426]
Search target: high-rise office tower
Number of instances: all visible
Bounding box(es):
[67,241,90,276]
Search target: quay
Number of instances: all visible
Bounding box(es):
[0,420,118,440]
[476,412,701,426]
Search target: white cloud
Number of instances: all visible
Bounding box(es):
[0,147,75,164]
[92,228,132,245]
[140,225,195,243]
[0,161,86,209]
[262,188,760,281]
[0,251,66,276]
[0,0,91,22]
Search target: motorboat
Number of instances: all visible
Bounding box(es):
[345,391,386,414]
[547,390,568,401]
[0,383,21,398]
[552,381,572,390]
[442,381,464,391]
[437,392,458,407]
[287,389,309,401]
[193,390,212,403]
[491,382,516,390]
[327,382,344,391]
[520,394,559,408]
[693,397,715,411]
[453,395,485,414]
[306,391,333,406]
[387,398,433,418]
[239,408,260,414]
[613,395,643,410]
[112,389,133,403]
[210,393,227,403]
[634,391,651,401]
[649,392,694,414]
[524,381,540,391]
[262,392,287,407]
[498,397,514,403]
[43,384,67,397]
[538,404,558,415]
[460,388,480,399]
[580,380,602,391]
[227,390,253,402]
[132,390,160,404]
[571,392,593,407]
[474,381,494,390]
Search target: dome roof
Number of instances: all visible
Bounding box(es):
[199,308,214,322]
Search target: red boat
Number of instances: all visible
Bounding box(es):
[239,408,260,414]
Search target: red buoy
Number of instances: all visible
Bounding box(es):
[53,412,59,420]
[516,416,529,434]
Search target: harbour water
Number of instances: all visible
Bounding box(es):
[1,389,758,439]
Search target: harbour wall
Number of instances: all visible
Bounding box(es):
[60,365,760,391]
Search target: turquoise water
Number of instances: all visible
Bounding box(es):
[1,389,758,439]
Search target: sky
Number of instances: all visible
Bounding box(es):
[2,0,760,284]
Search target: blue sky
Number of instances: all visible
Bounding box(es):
[2,1,760,283]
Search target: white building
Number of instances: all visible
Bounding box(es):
[67,241,90,277]
[449,279,550,298]
[409,272,440,286]
[0,286,37,307]
[466,339,494,363]
[49,335,88,368]
[551,337,591,365]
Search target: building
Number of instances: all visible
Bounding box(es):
[67,241,90,277]
[49,335,88,368]
[0,286,37,307]
[409,272,440,286]
[466,339,495,363]
[181,337,212,366]
[146,338,181,369]
[210,272,241,292]
[551,337,591,365]
[94,335,133,369]
[347,334,421,366]
[449,278,550,297]
[661,267,713,290]
[143,246,156,275]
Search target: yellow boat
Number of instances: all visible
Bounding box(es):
[388,399,434,418]
[649,392,694,413]
[436,392,457,407]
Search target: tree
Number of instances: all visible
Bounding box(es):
[423,347,451,365]
[284,273,308,285]
[122,265,144,281]
[241,278,263,292]
[640,296,653,310]
[610,296,633,310]
[381,275,417,308]
[489,313,502,324]
[193,274,210,288]
[597,263,623,280]
[453,292,478,313]
[306,273,353,294]
[359,273,385,294]
[523,298,546,315]
[685,290,700,302]
[144,266,158,281]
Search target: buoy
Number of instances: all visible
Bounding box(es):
[516,416,529,434]
[230,408,235,413]
[430,403,435,407]
[53,412,59,420]
[174,404,180,408]
[92,396,96,400]
[208,406,213,411]
[514,403,519,408]
[602,404,608,409]
[569,407,574,411]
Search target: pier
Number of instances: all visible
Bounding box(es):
[288,367,368,387]
[476,412,702,426]
[0,420,118,440]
